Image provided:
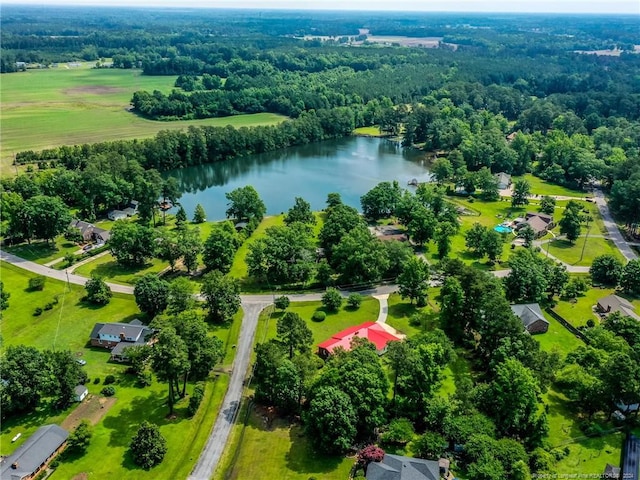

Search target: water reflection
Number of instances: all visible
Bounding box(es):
[165,137,432,220]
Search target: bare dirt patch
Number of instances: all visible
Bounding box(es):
[61,395,116,431]
[64,86,125,95]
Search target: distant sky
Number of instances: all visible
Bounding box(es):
[5,0,640,14]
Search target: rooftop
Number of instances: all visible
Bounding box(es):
[511,303,549,329]
[0,425,68,480]
[366,454,440,480]
[318,321,401,354]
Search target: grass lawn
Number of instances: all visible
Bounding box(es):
[230,215,285,279]
[553,285,616,328]
[224,407,354,480]
[4,236,80,265]
[386,292,440,337]
[535,311,584,359]
[256,297,380,347]
[513,174,588,198]
[544,236,625,266]
[437,350,472,398]
[49,373,229,480]
[1,67,286,170]
[74,254,169,285]
[354,126,383,136]
[1,260,238,479]
[544,388,622,474]
[0,261,140,351]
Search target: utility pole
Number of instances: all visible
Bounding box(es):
[579,215,593,264]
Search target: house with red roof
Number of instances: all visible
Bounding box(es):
[317,321,401,358]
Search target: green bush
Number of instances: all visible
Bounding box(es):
[44,302,54,310]
[187,382,205,417]
[28,276,46,291]
[101,386,115,397]
[93,377,100,384]
[312,311,326,322]
[33,307,43,316]
[274,295,290,311]
[347,293,362,309]
[321,287,342,312]
[104,374,116,385]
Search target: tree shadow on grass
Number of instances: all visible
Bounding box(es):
[89,261,153,281]
[286,423,345,475]
[1,400,72,435]
[388,301,418,321]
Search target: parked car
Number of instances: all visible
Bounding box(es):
[76,359,87,366]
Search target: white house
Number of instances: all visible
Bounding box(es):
[74,385,88,402]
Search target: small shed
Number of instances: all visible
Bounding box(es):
[511,303,549,334]
[74,385,88,402]
[495,172,512,190]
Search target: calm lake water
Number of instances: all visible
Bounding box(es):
[167,137,432,220]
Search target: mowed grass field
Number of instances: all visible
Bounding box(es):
[1,67,286,170]
[0,260,242,479]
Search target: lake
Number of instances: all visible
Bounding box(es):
[167,137,432,220]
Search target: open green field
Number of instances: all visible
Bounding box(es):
[513,174,588,198]
[1,260,241,479]
[74,253,169,285]
[4,236,82,265]
[354,125,384,136]
[535,311,584,359]
[544,388,622,474]
[1,67,286,170]
[545,236,625,266]
[255,297,380,347]
[224,407,354,480]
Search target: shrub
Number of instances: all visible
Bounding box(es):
[321,287,342,312]
[101,386,115,397]
[44,302,54,310]
[137,372,152,388]
[347,293,362,309]
[28,276,46,291]
[381,418,415,446]
[85,276,112,306]
[187,382,205,417]
[586,319,595,328]
[33,307,43,316]
[104,374,116,385]
[312,311,326,322]
[274,296,290,311]
[130,421,167,469]
[93,377,100,384]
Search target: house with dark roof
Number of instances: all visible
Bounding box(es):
[495,172,512,190]
[90,320,154,362]
[68,219,110,244]
[515,212,555,238]
[366,454,449,480]
[0,425,68,480]
[511,303,549,334]
[597,295,640,321]
[318,322,401,358]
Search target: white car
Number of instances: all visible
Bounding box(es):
[76,359,87,366]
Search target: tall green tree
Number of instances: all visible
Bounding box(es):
[590,254,624,286]
[200,271,241,323]
[179,226,203,274]
[511,179,531,207]
[397,256,430,305]
[130,421,167,469]
[192,204,206,223]
[84,276,112,305]
[284,197,315,225]
[331,225,389,285]
[202,221,239,273]
[360,181,402,220]
[276,311,313,359]
[435,222,456,258]
[620,259,640,295]
[109,221,156,266]
[303,386,357,454]
[151,329,190,414]
[559,201,582,244]
[134,274,170,318]
[225,185,266,222]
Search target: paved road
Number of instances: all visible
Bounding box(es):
[593,188,638,261]
[187,299,270,480]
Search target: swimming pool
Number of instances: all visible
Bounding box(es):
[494,225,512,234]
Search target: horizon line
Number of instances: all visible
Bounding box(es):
[3,3,640,15]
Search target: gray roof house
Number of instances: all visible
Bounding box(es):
[366,454,444,480]
[68,219,110,244]
[90,320,153,362]
[597,295,640,321]
[0,424,68,480]
[511,303,550,334]
[495,172,512,190]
